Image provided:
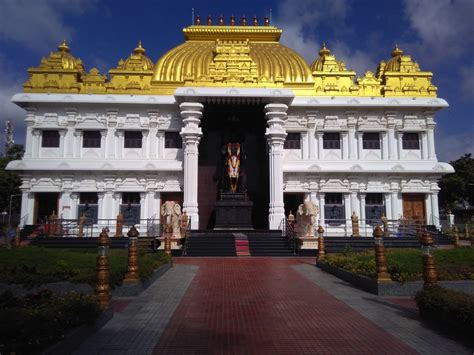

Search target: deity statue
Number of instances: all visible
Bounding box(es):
[160,201,182,238]
[221,133,246,193]
[296,200,319,238]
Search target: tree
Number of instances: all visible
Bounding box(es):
[0,144,24,217]
[438,153,474,211]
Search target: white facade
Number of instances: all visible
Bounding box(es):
[8,88,453,233]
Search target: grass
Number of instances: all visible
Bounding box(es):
[0,247,171,288]
[321,247,474,282]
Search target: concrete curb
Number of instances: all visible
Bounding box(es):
[112,261,173,297]
[317,262,474,296]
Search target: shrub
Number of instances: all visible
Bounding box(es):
[415,285,474,340]
[0,289,100,353]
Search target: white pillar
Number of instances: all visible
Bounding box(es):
[342,132,349,160]
[388,127,396,160]
[20,189,33,226]
[112,192,122,219]
[265,103,288,230]
[425,194,432,225]
[24,109,36,158]
[384,193,392,219]
[421,132,429,160]
[140,192,147,221]
[157,131,165,158]
[73,131,82,158]
[427,127,437,160]
[391,191,399,219]
[397,132,404,160]
[348,126,357,160]
[32,130,41,158]
[308,127,316,160]
[350,191,360,216]
[103,191,114,220]
[302,131,309,160]
[356,132,363,160]
[431,192,440,227]
[142,131,149,158]
[64,127,74,158]
[115,131,124,159]
[316,132,324,160]
[319,192,325,225]
[344,193,351,234]
[70,193,79,220]
[149,127,157,159]
[360,193,366,223]
[381,132,389,160]
[100,131,107,159]
[97,192,105,220]
[179,102,203,229]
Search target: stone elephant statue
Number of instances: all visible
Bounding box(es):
[296,200,319,238]
[160,201,182,238]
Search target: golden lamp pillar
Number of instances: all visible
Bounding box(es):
[351,212,360,237]
[421,232,438,288]
[317,225,325,261]
[124,226,140,284]
[373,225,391,282]
[95,228,111,310]
[115,213,124,237]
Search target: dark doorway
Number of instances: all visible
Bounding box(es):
[198,104,269,229]
[34,192,59,224]
[284,193,305,218]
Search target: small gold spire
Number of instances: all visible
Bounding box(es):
[241,15,247,26]
[230,15,236,26]
[392,44,403,57]
[218,15,224,25]
[195,15,201,25]
[319,43,330,56]
[264,16,270,26]
[58,39,70,53]
[134,40,145,55]
[253,15,258,26]
[207,14,212,25]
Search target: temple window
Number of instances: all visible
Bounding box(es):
[284,132,301,149]
[124,131,143,148]
[120,192,141,225]
[365,193,386,224]
[362,132,380,149]
[82,130,101,148]
[78,192,98,224]
[402,132,420,150]
[41,130,60,148]
[165,132,182,148]
[324,193,345,225]
[323,132,340,149]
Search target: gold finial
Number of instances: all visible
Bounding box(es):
[253,15,258,26]
[264,16,270,26]
[230,15,236,26]
[134,40,145,55]
[218,15,224,25]
[241,15,247,26]
[195,15,201,25]
[392,44,403,57]
[319,43,330,56]
[207,14,212,25]
[58,39,70,53]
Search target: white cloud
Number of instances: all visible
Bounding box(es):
[274,0,375,75]
[0,0,97,52]
[403,0,474,65]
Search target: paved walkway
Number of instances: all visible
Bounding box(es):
[77,257,472,354]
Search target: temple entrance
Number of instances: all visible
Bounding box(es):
[198,104,269,229]
[34,192,59,224]
[402,193,426,223]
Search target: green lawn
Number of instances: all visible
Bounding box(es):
[0,247,171,288]
[321,247,474,282]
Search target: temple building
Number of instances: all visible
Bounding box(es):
[7,17,453,235]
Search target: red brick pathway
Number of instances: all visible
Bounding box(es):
[154,258,416,354]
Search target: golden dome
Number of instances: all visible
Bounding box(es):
[152,25,313,89]
[310,43,346,72]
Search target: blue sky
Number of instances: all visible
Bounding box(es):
[0,0,472,161]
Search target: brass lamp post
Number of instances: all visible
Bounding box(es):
[124,226,140,284]
[95,228,111,310]
[373,225,391,282]
[421,231,438,288]
[115,213,124,237]
[317,225,325,261]
[351,212,360,237]
[452,225,460,248]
